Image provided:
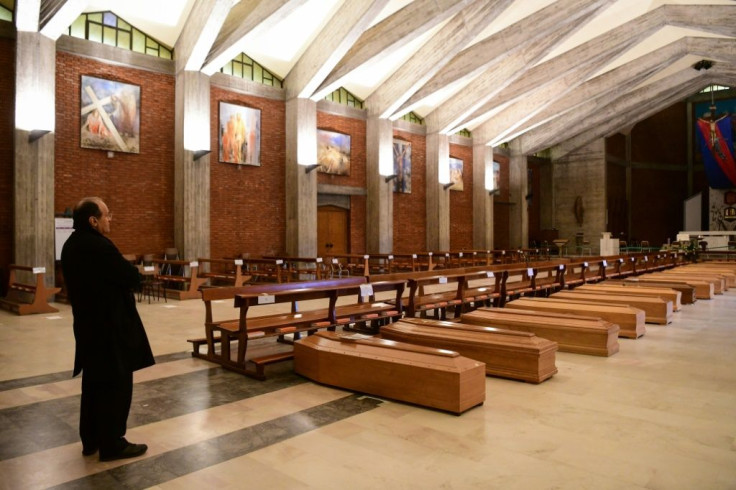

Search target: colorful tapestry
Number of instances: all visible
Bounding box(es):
[696,113,736,189]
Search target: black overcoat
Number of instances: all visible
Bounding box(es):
[61,227,155,379]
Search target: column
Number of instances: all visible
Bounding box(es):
[285,97,318,257]
[366,116,393,253]
[426,132,450,251]
[14,31,56,287]
[508,139,528,249]
[174,70,211,260]
[473,142,493,249]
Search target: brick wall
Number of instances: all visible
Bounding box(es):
[0,36,14,287]
[449,143,473,250]
[316,111,366,253]
[55,51,175,257]
[210,89,286,258]
[393,129,426,253]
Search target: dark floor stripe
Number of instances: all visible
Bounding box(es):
[51,394,382,490]
[0,351,192,392]
[0,361,306,461]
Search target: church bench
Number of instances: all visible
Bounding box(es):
[505,296,646,339]
[332,279,406,333]
[238,257,286,283]
[325,253,370,277]
[550,290,673,325]
[196,258,250,287]
[189,276,404,379]
[381,317,558,384]
[461,307,620,357]
[562,260,589,289]
[389,253,436,272]
[295,330,486,414]
[0,265,61,315]
[263,256,328,282]
[152,259,207,300]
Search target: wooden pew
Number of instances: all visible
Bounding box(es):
[263,256,328,282]
[461,307,620,357]
[550,290,673,325]
[189,277,405,379]
[505,297,646,339]
[574,283,682,311]
[152,259,208,300]
[381,317,558,384]
[294,330,486,414]
[239,257,286,283]
[325,254,369,277]
[0,265,61,315]
[197,258,250,287]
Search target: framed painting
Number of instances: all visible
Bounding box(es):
[80,75,140,153]
[449,157,464,191]
[317,129,350,175]
[219,101,261,165]
[393,139,411,193]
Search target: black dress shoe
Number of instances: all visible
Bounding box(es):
[99,442,148,462]
[82,446,98,456]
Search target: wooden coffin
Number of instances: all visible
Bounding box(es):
[655,271,726,293]
[461,307,619,357]
[294,331,486,414]
[575,283,682,311]
[381,318,557,384]
[620,277,707,301]
[676,267,736,287]
[505,297,646,339]
[550,290,673,325]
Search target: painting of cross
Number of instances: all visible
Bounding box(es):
[80,75,140,153]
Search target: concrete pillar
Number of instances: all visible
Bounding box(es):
[14,31,56,287]
[285,98,318,257]
[174,70,211,261]
[426,132,450,251]
[472,142,493,249]
[552,139,606,253]
[366,117,393,254]
[508,139,528,249]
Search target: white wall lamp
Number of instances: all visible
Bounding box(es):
[28,129,51,143]
[304,164,320,174]
[486,160,500,195]
[384,174,398,183]
[193,149,211,160]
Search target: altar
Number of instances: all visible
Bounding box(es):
[676,231,736,250]
[599,232,620,256]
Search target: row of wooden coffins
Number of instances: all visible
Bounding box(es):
[293,261,735,414]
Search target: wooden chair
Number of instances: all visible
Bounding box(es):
[138,254,166,303]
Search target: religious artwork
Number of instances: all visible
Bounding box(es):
[393,139,411,193]
[218,101,261,165]
[694,97,736,189]
[80,75,140,153]
[449,157,463,191]
[317,129,350,175]
[493,161,501,191]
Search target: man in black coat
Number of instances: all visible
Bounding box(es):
[61,197,155,461]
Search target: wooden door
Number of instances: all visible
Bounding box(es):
[318,205,349,257]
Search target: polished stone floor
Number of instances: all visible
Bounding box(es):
[1,286,735,489]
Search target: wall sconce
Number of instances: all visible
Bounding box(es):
[443,182,454,190]
[28,129,50,143]
[304,164,320,174]
[193,149,211,160]
[488,188,500,196]
[384,174,398,183]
